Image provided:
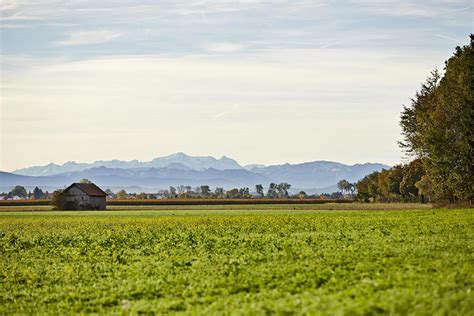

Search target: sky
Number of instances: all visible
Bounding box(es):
[0,0,472,171]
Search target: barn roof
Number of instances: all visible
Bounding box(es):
[65,183,107,197]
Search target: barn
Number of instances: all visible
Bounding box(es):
[62,183,107,210]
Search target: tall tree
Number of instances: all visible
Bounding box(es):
[33,186,44,200]
[169,186,177,198]
[400,35,473,203]
[267,183,277,198]
[255,184,264,197]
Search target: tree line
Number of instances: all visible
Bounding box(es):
[354,159,428,203]
[113,183,295,199]
[354,35,473,204]
[398,35,473,204]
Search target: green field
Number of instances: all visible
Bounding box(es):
[1,208,473,314]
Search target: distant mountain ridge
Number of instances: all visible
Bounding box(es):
[3,153,390,193]
[13,152,242,176]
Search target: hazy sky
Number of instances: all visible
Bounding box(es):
[1,0,472,171]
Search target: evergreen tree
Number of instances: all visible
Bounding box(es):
[33,187,44,200]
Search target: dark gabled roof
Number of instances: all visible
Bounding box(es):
[64,183,107,197]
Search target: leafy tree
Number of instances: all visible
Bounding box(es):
[226,188,240,198]
[137,192,148,199]
[387,165,404,195]
[105,189,114,197]
[33,187,44,200]
[400,35,473,203]
[51,189,65,210]
[200,185,211,197]
[276,183,291,198]
[239,187,250,198]
[214,187,224,198]
[267,183,277,198]
[298,191,307,199]
[116,189,127,199]
[177,185,186,195]
[337,180,352,195]
[79,178,91,184]
[169,186,177,198]
[10,185,27,198]
[416,175,433,204]
[255,184,264,197]
[400,159,424,199]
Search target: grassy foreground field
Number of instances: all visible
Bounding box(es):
[0,209,472,314]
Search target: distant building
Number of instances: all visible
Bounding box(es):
[62,183,106,210]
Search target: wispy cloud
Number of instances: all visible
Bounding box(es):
[54,30,122,46]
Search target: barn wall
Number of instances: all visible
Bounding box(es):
[63,186,105,210]
[89,196,106,210]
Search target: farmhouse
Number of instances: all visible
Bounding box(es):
[62,183,106,210]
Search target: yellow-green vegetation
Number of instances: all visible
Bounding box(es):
[1,209,472,314]
[0,202,433,212]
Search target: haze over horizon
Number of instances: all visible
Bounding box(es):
[1,0,472,171]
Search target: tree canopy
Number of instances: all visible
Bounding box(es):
[399,35,473,203]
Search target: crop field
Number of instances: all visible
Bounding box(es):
[0,202,433,212]
[0,208,473,314]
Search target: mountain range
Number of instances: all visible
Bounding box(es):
[2,153,390,193]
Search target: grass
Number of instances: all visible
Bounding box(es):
[0,208,472,314]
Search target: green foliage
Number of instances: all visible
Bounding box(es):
[79,178,92,184]
[9,185,27,198]
[400,35,474,203]
[356,160,425,202]
[416,175,433,203]
[337,180,354,195]
[0,209,472,314]
[50,189,65,210]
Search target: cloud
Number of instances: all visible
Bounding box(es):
[206,43,243,53]
[54,30,122,46]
